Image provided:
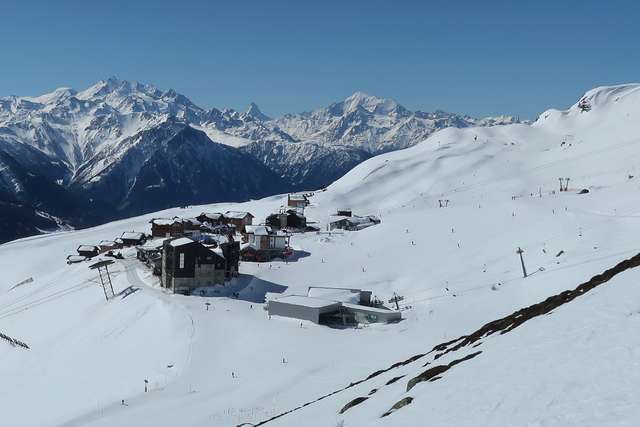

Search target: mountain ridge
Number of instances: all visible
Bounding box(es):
[0,77,521,242]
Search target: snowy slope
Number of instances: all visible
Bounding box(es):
[1,84,640,427]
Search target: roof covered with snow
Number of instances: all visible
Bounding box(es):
[245,225,272,236]
[121,231,144,240]
[182,217,201,225]
[77,245,98,252]
[139,239,167,251]
[199,212,223,220]
[307,287,361,303]
[169,237,194,247]
[271,295,341,309]
[288,193,307,201]
[201,233,230,245]
[224,211,254,219]
[151,218,176,226]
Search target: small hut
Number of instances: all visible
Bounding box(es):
[120,232,146,246]
[77,245,100,258]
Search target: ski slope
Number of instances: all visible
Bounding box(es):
[2,84,640,426]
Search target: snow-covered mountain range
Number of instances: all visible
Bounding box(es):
[274,91,517,153]
[0,78,518,242]
[2,83,640,427]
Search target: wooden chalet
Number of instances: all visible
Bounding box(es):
[120,231,147,246]
[223,211,254,232]
[181,218,202,238]
[98,240,120,253]
[203,223,235,235]
[77,245,100,258]
[196,212,225,226]
[287,193,309,209]
[150,218,176,238]
[265,209,307,231]
[150,217,202,238]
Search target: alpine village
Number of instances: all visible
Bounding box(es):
[68,193,393,327]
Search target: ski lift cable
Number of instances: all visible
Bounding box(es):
[0,284,93,320]
[0,282,96,320]
[0,273,102,312]
[0,281,94,317]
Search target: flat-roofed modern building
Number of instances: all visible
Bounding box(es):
[268,292,400,325]
[268,295,342,323]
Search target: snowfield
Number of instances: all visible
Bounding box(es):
[2,84,640,426]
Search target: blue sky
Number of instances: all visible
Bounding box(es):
[1,0,638,119]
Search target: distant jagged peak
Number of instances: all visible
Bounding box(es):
[23,86,78,105]
[341,91,406,116]
[160,87,196,108]
[344,90,383,105]
[76,77,162,101]
[245,102,271,121]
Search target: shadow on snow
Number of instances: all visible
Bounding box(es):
[193,274,287,303]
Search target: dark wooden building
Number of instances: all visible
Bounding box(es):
[150,219,176,238]
[200,233,240,278]
[77,245,100,258]
[265,209,307,231]
[120,231,147,246]
[203,223,235,235]
[287,193,309,209]
[161,237,227,294]
[182,218,202,234]
[223,211,254,232]
[219,241,240,278]
[151,218,202,238]
[197,212,225,226]
[98,240,120,253]
[137,240,165,276]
